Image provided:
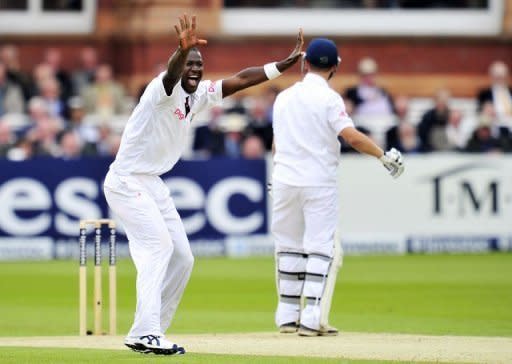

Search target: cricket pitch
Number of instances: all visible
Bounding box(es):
[1,331,512,363]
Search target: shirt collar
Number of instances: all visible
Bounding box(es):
[304,72,329,87]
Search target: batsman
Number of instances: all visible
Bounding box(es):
[271,38,404,336]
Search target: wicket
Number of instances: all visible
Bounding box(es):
[79,219,117,336]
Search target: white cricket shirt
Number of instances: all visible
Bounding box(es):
[111,72,222,176]
[272,72,354,187]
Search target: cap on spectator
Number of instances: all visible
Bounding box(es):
[219,113,247,133]
[358,57,378,75]
[305,38,340,69]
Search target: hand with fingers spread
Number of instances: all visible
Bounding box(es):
[285,28,304,66]
[174,14,207,51]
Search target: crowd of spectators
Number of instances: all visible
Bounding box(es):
[0,43,511,161]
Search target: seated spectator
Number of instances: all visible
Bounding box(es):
[344,57,396,146]
[193,106,226,158]
[57,129,83,159]
[23,96,63,157]
[25,116,62,157]
[6,136,35,161]
[67,96,99,155]
[0,44,31,100]
[465,102,512,153]
[241,134,265,159]
[445,109,473,151]
[245,96,273,150]
[82,64,125,119]
[0,61,25,115]
[72,47,99,96]
[29,63,55,99]
[477,60,512,126]
[39,77,67,119]
[385,95,421,152]
[218,113,248,158]
[43,48,73,102]
[345,57,395,117]
[418,88,451,152]
[0,119,16,157]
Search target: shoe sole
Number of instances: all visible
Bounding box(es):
[125,343,185,355]
[125,343,151,354]
[298,326,320,337]
[279,326,298,334]
[319,330,338,336]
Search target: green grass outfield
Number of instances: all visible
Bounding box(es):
[0,254,511,363]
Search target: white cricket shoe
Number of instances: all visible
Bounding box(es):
[124,335,185,355]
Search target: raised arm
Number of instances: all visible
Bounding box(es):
[162,14,207,96]
[221,29,304,98]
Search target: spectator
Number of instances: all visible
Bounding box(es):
[417,88,451,152]
[26,116,61,157]
[241,134,266,159]
[39,77,67,119]
[81,64,125,119]
[477,60,512,125]
[58,129,83,159]
[24,96,63,156]
[465,119,501,153]
[43,48,73,102]
[385,95,418,151]
[193,106,226,157]
[344,57,395,146]
[30,63,55,99]
[245,96,273,150]
[344,57,395,118]
[218,113,248,158]
[6,136,34,161]
[0,44,31,100]
[72,47,99,96]
[0,61,25,115]
[0,119,15,157]
[445,109,473,151]
[67,96,99,156]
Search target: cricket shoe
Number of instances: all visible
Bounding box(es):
[319,324,339,336]
[298,324,339,337]
[124,335,185,355]
[297,324,319,337]
[279,322,299,334]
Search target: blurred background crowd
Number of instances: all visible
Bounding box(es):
[0,43,511,161]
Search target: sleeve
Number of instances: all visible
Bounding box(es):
[141,72,181,106]
[328,94,355,135]
[202,80,223,107]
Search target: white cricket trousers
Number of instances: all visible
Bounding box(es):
[104,169,194,337]
[271,181,340,330]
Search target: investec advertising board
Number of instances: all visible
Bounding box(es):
[337,154,512,254]
[0,158,268,259]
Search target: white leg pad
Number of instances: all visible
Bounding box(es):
[301,253,332,330]
[275,252,307,327]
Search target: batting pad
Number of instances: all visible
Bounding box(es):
[275,252,307,327]
[301,253,332,330]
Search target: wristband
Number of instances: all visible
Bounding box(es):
[264,62,281,80]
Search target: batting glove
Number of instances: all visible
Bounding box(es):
[380,148,404,179]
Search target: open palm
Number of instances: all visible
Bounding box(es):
[174,14,207,51]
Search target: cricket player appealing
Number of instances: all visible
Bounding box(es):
[103,14,304,355]
[271,38,404,337]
